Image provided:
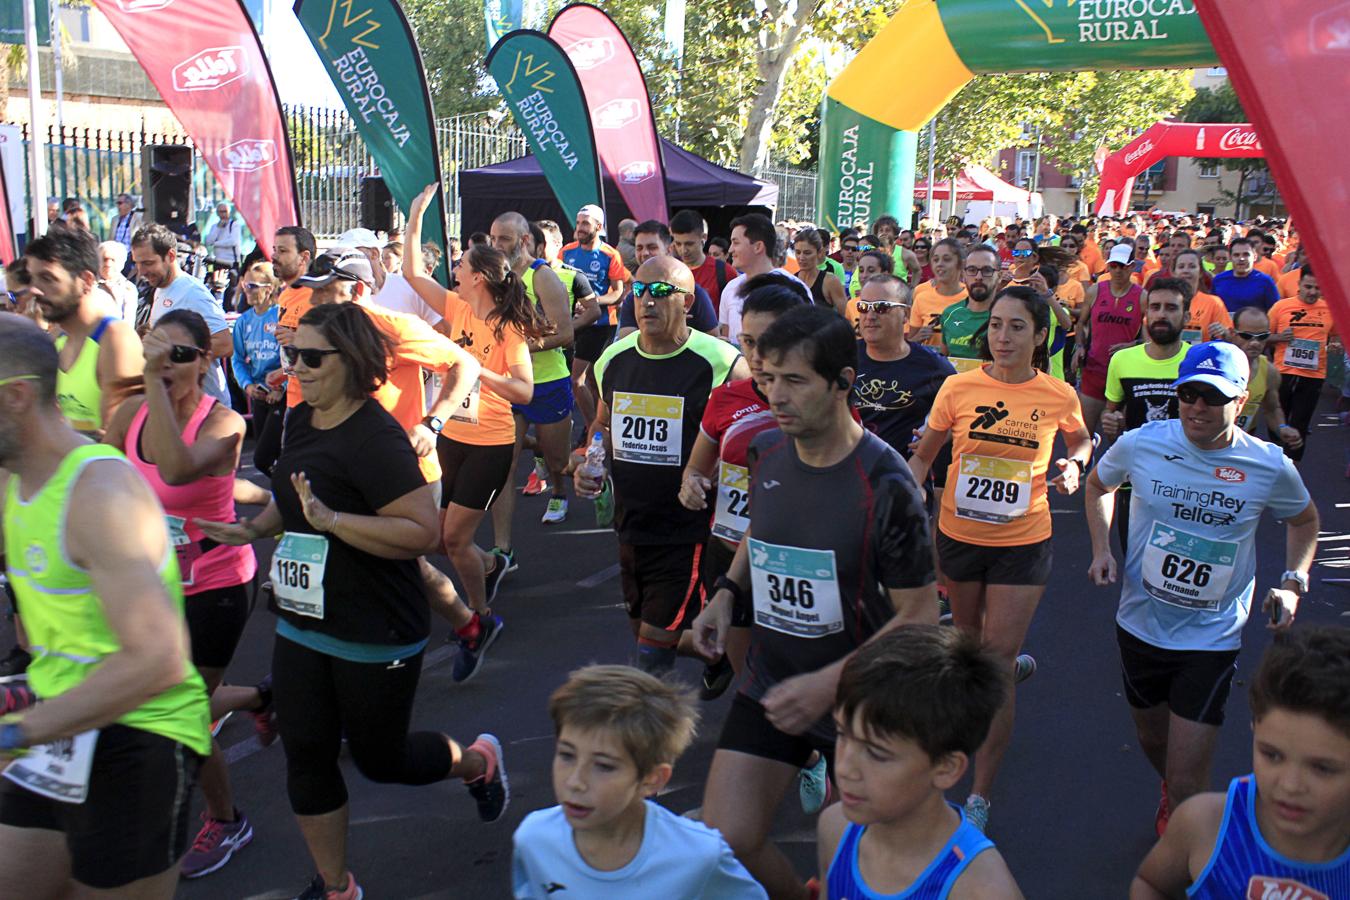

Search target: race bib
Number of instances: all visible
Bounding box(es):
[612,392,683,466]
[711,461,751,542]
[165,515,201,587]
[1282,338,1319,371]
[451,380,481,425]
[4,730,99,803]
[270,532,329,619]
[748,539,843,638]
[949,357,983,374]
[1141,522,1238,611]
[954,454,1032,523]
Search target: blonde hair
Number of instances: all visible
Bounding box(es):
[548,665,698,775]
[245,259,281,289]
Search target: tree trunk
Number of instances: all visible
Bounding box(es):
[1234,168,1247,219]
[738,0,816,173]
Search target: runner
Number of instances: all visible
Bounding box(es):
[0,312,211,900]
[617,220,720,338]
[1086,341,1319,836]
[1074,243,1146,437]
[1100,277,1193,554]
[906,238,967,349]
[1172,249,1231,344]
[843,247,896,332]
[1267,265,1340,462]
[792,229,846,312]
[23,228,143,438]
[102,309,269,878]
[691,303,937,899]
[669,209,737,314]
[939,244,1001,374]
[575,255,746,676]
[1228,307,1301,449]
[909,286,1093,832]
[195,302,508,900]
[719,214,798,345]
[254,226,317,476]
[564,204,629,431]
[1212,238,1279,314]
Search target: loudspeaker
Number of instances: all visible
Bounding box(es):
[141,145,193,228]
[359,177,394,233]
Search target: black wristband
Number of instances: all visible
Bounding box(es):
[1072,457,1087,477]
[713,575,746,607]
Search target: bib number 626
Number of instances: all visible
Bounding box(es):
[1161,554,1211,587]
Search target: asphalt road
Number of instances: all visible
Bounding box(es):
[7,397,1348,899]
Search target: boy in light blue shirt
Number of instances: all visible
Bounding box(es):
[513,666,766,899]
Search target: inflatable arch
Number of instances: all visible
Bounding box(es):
[1094,121,1263,216]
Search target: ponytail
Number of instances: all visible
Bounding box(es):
[465,246,546,342]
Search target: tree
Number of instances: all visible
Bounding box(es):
[1179,81,1272,218]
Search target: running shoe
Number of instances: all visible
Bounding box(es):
[294,872,363,900]
[521,457,549,495]
[252,674,278,748]
[594,477,615,528]
[452,615,504,684]
[541,497,568,524]
[181,810,254,878]
[799,753,830,815]
[0,683,36,716]
[1014,654,1037,684]
[0,645,31,684]
[698,655,734,701]
[484,556,510,606]
[937,587,952,626]
[210,712,233,738]
[964,793,991,833]
[465,733,510,822]
[491,546,519,574]
[1155,780,1170,837]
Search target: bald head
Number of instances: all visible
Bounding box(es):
[635,256,695,293]
[0,311,59,405]
[492,212,529,238]
[490,212,532,267]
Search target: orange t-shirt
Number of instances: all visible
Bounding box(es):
[440,293,531,447]
[928,367,1085,547]
[1254,257,1281,281]
[1055,279,1085,315]
[1063,260,1091,286]
[1269,297,1339,379]
[278,286,315,410]
[1182,292,1233,343]
[1276,267,1301,299]
[907,282,967,347]
[1083,241,1106,277]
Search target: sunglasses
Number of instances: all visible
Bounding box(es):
[632,281,686,300]
[964,266,999,278]
[1012,248,1036,258]
[1235,330,1269,341]
[1177,384,1234,406]
[244,281,273,291]
[855,300,905,314]
[282,345,343,367]
[857,244,876,252]
[169,345,206,364]
[914,243,931,251]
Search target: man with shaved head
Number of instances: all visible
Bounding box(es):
[574,256,749,675]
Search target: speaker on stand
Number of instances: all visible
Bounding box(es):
[359,176,394,234]
[140,144,194,232]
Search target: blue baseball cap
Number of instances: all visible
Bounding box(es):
[1173,341,1249,399]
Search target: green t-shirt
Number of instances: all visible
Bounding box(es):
[939,301,991,371]
[890,246,909,282]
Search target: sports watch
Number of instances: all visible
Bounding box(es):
[422,415,445,435]
[1280,570,1309,594]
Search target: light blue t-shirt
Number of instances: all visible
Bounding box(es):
[1096,420,1310,651]
[149,272,229,403]
[512,801,767,900]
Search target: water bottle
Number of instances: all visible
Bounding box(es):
[579,432,607,483]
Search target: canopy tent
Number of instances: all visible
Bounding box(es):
[913,165,1043,223]
[457,139,778,242]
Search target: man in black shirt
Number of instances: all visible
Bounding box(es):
[692,305,938,900]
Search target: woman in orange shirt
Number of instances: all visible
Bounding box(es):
[1173,249,1232,343]
[910,285,1093,833]
[906,238,967,347]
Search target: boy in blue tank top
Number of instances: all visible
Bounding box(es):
[1131,626,1350,899]
[817,626,1024,899]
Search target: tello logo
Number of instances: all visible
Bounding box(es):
[116,0,177,11]
[620,161,656,184]
[565,37,614,70]
[1124,139,1154,167]
[594,98,640,130]
[173,47,248,92]
[1218,127,1262,153]
[1245,876,1327,900]
[219,140,277,173]
[1214,466,1246,483]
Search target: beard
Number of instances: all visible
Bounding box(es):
[1148,320,1182,345]
[39,288,82,323]
[967,281,992,303]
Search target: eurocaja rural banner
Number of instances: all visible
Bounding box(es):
[295,0,451,286]
[485,0,525,52]
[486,30,603,224]
[91,0,300,253]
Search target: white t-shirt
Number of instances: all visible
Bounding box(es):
[374,272,443,327]
[717,267,799,345]
[149,272,229,403]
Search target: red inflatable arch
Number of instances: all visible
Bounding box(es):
[1094,121,1263,217]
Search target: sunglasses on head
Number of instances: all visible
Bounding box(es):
[244,281,273,291]
[282,345,343,368]
[856,244,876,252]
[1235,330,1269,341]
[168,345,206,364]
[856,300,905,314]
[1177,384,1233,406]
[632,280,686,299]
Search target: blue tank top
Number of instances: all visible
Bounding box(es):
[1189,775,1350,899]
[827,806,993,899]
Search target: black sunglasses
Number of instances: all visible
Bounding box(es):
[1235,330,1270,341]
[282,345,343,367]
[169,345,206,364]
[1177,384,1233,406]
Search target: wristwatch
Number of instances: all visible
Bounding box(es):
[422,415,445,435]
[713,575,747,607]
[0,722,26,752]
[1280,570,1309,594]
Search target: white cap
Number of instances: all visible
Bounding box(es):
[336,227,382,249]
[577,204,605,228]
[1107,243,1133,266]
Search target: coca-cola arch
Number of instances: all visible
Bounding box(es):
[1094,121,1263,216]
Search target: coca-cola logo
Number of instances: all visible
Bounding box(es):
[116,0,176,11]
[1124,139,1154,167]
[594,98,641,130]
[172,47,248,92]
[1218,127,1262,153]
[1245,876,1327,900]
[619,161,656,184]
[219,139,277,173]
[564,37,615,70]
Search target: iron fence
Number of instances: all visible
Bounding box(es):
[753,164,818,223]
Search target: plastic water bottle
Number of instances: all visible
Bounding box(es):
[579,432,607,483]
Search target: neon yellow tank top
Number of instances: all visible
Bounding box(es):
[523,265,570,384]
[1236,356,1268,432]
[3,445,211,755]
[54,322,109,433]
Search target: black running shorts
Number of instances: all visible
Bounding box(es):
[185,582,251,670]
[716,692,833,771]
[573,325,617,364]
[619,542,705,633]
[435,437,516,511]
[1116,625,1239,726]
[699,536,752,628]
[937,532,1053,586]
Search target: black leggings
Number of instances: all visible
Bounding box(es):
[272,635,453,816]
[252,399,286,477]
[1278,373,1322,463]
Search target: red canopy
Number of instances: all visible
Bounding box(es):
[914,165,1032,202]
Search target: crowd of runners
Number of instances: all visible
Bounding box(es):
[0,200,1346,900]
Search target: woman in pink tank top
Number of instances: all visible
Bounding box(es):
[104,309,271,878]
[1073,250,1145,436]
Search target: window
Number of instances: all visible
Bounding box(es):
[1015,151,1036,188]
[1206,67,1228,77]
[1197,205,1216,217]
[1198,160,1218,179]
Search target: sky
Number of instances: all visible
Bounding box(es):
[257,0,344,109]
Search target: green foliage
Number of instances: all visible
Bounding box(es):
[1179,80,1271,217]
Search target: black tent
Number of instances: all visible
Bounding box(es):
[456,139,778,242]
